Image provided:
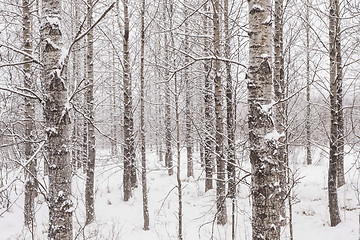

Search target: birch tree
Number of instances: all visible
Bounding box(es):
[224,0,236,199]
[248,0,281,239]
[213,0,227,225]
[23,0,37,228]
[273,0,287,226]
[175,57,183,240]
[41,0,73,237]
[328,0,341,227]
[184,2,193,178]
[123,0,137,201]
[305,0,312,165]
[70,0,83,171]
[335,0,345,188]
[164,0,173,176]
[203,2,213,192]
[140,0,149,230]
[85,0,96,224]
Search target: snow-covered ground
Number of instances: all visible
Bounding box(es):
[1,146,359,239]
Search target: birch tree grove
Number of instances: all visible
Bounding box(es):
[41,0,73,238]
[1,0,359,238]
[248,0,281,239]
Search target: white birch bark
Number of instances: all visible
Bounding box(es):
[23,0,37,228]
[140,0,149,230]
[213,0,227,225]
[85,0,96,224]
[203,2,213,192]
[328,0,341,227]
[248,0,281,238]
[41,0,73,237]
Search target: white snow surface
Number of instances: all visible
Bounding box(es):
[0,147,358,239]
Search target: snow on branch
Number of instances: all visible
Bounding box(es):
[0,43,43,66]
[60,2,116,77]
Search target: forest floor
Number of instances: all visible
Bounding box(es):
[1,146,359,240]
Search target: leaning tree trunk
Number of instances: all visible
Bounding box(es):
[203,2,213,192]
[213,0,227,226]
[140,0,149,230]
[85,0,96,224]
[41,0,73,238]
[23,0,37,228]
[274,0,287,226]
[328,0,341,227]
[335,0,345,188]
[123,0,136,202]
[248,0,281,239]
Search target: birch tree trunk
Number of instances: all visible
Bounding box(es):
[248,0,281,239]
[23,0,37,227]
[140,0,149,230]
[110,28,118,156]
[335,0,345,188]
[71,0,82,172]
[175,69,183,240]
[328,0,341,227]
[41,0,73,237]
[82,46,88,173]
[85,0,96,224]
[184,3,193,178]
[164,0,173,176]
[224,0,235,199]
[123,0,136,201]
[213,0,227,225]
[305,0,312,165]
[203,2,213,192]
[273,0,287,226]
